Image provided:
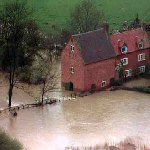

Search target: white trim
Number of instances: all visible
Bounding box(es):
[70,45,74,53]
[125,69,132,77]
[139,66,145,73]
[121,45,128,53]
[101,80,106,87]
[121,58,128,66]
[138,42,144,49]
[70,67,74,74]
[138,53,145,61]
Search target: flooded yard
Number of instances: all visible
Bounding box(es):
[0,70,150,150]
[0,84,150,149]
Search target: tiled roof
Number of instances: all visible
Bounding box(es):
[111,28,150,55]
[73,29,116,64]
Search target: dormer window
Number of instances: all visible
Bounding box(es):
[70,45,74,53]
[138,41,144,49]
[121,45,128,53]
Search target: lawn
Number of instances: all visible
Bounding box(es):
[1,0,150,33]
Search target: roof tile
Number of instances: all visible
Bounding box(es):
[73,29,116,64]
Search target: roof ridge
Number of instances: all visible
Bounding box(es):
[72,28,103,37]
[112,27,144,36]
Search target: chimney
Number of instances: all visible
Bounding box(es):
[103,22,109,33]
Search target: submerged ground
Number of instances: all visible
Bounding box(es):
[0,77,150,150]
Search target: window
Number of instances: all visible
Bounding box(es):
[121,45,128,53]
[138,53,145,61]
[138,41,144,49]
[70,67,74,74]
[121,58,128,66]
[101,80,106,87]
[139,66,145,73]
[125,69,132,77]
[70,45,74,53]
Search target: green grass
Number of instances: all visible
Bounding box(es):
[1,0,150,33]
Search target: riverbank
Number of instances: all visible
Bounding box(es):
[124,78,150,88]
[112,78,150,94]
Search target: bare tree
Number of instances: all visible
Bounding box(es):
[13,50,60,105]
[31,50,60,104]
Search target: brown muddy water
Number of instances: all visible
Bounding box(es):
[0,77,150,150]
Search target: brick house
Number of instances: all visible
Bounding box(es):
[111,28,150,79]
[61,27,150,92]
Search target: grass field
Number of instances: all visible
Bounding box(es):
[1,0,150,33]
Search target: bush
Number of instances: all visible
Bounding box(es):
[110,78,123,86]
[145,64,150,74]
[18,65,44,84]
[0,129,23,150]
[17,66,31,83]
[133,66,140,78]
[142,64,150,79]
[133,86,150,94]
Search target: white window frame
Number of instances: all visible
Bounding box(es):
[101,80,106,87]
[138,41,144,49]
[121,58,128,66]
[70,67,74,74]
[139,66,145,73]
[138,53,145,62]
[121,45,128,53]
[70,45,75,53]
[125,69,132,77]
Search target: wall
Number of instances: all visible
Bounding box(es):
[84,58,116,91]
[61,38,85,91]
[115,48,150,76]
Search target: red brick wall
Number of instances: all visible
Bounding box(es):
[61,37,150,92]
[84,58,116,91]
[115,48,150,77]
[61,38,85,91]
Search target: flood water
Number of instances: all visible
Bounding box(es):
[0,86,150,150]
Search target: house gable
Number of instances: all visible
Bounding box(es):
[61,37,85,91]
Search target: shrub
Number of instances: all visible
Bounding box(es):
[145,64,150,74]
[0,129,23,150]
[139,64,150,79]
[133,86,150,94]
[133,66,140,78]
[17,66,31,83]
[110,78,123,86]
